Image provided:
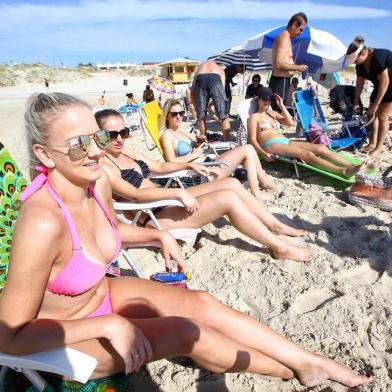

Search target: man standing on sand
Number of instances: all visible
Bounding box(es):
[270,12,308,111]
[191,60,230,140]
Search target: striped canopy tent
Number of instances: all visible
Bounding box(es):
[207,45,271,71]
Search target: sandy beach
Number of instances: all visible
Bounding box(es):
[1,69,391,392]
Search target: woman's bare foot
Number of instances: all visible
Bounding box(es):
[296,354,373,388]
[253,189,275,201]
[272,244,312,262]
[369,148,383,159]
[271,223,306,237]
[342,164,363,178]
[360,143,375,153]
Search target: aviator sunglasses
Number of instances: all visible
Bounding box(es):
[169,110,185,118]
[49,129,110,161]
[108,127,131,140]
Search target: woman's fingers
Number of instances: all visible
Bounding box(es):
[143,336,154,362]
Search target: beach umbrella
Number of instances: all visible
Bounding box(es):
[207,45,271,71]
[147,75,176,94]
[245,25,350,74]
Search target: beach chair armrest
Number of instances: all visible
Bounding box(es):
[114,199,185,211]
[149,170,200,179]
[201,161,230,167]
[208,141,237,149]
[0,348,97,384]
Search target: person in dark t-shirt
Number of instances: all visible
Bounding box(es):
[245,74,263,99]
[224,64,244,115]
[347,35,392,158]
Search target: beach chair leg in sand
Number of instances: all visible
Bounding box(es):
[0,143,99,391]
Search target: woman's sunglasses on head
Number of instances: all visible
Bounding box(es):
[49,130,110,161]
[108,127,131,140]
[169,110,185,118]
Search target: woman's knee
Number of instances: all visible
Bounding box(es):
[169,316,203,353]
[216,188,242,207]
[218,177,242,191]
[190,290,221,321]
[300,150,316,161]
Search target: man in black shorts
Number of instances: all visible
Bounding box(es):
[191,60,230,140]
[270,12,308,111]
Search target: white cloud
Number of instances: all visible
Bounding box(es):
[0,0,389,34]
[0,0,390,64]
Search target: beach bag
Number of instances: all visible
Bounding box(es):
[348,166,392,211]
[308,121,330,145]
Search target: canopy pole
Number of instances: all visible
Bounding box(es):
[242,52,245,95]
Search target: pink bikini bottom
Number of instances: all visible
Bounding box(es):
[87,290,113,318]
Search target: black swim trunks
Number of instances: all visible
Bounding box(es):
[269,75,291,111]
[195,73,228,120]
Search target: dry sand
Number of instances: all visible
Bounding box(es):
[0,70,391,392]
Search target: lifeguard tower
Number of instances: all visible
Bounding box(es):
[160,57,198,84]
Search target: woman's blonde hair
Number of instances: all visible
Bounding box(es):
[24,92,90,178]
[158,98,183,135]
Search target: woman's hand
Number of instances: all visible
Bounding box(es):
[353,104,361,114]
[192,143,208,159]
[274,93,285,109]
[263,152,274,162]
[159,231,187,272]
[367,103,378,117]
[177,189,200,214]
[106,315,153,374]
[188,163,209,177]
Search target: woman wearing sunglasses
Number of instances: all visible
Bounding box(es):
[97,108,311,262]
[1,92,371,390]
[346,35,392,158]
[159,99,276,202]
[248,88,363,178]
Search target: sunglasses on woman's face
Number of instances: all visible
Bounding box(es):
[108,127,130,140]
[169,110,185,118]
[49,130,110,161]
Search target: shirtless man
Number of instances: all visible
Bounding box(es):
[270,12,308,111]
[191,60,230,140]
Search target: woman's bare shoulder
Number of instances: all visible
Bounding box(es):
[15,190,64,243]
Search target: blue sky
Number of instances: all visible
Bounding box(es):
[0,0,391,66]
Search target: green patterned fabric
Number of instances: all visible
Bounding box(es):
[4,369,131,392]
[0,143,28,291]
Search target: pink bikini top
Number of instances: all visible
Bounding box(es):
[20,166,121,296]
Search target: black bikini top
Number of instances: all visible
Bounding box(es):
[106,155,150,188]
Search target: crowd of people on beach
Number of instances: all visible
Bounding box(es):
[2,10,392,391]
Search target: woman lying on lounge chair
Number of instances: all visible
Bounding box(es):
[248,87,362,179]
[96,108,310,263]
[159,99,275,201]
[0,92,372,390]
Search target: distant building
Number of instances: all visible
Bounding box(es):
[142,61,161,66]
[160,57,198,84]
[96,62,137,70]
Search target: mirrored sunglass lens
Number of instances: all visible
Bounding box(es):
[68,136,89,159]
[95,130,110,148]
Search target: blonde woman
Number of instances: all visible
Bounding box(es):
[159,98,275,201]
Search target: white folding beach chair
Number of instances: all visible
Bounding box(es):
[0,348,97,392]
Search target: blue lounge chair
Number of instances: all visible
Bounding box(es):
[293,89,363,150]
